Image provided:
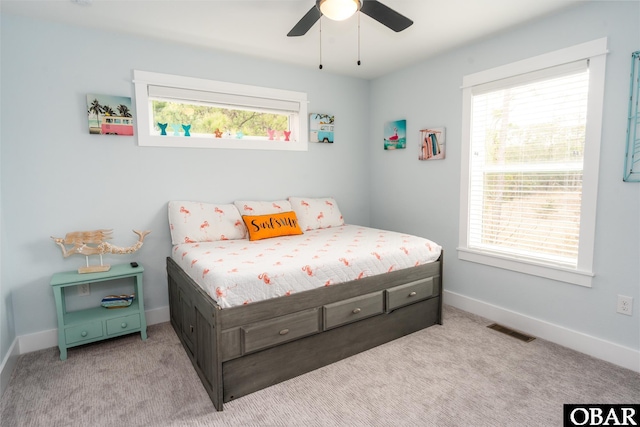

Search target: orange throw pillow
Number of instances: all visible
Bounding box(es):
[242,211,304,241]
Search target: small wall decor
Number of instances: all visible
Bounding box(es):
[624,50,640,182]
[384,119,406,150]
[158,123,168,136]
[310,113,335,143]
[419,128,446,160]
[51,229,151,273]
[87,94,134,136]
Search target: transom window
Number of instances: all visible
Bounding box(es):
[133,70,308,151]
[458,39,608,287]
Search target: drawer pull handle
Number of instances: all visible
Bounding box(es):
[121,322,128,329]
[409,291,417,297]
[352,308,362,314]
[81,331,88,337]
[190,325,194,333]
[279,329,289,336]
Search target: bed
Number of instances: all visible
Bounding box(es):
[166,198,443,411]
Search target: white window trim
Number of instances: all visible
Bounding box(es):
[133,70,308,151]
[458,38,608,287]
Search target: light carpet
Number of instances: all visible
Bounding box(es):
[1,306,638,426]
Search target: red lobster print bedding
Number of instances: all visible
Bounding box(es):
[171,224,442,309]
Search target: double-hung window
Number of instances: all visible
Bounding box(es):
[133,70,308,151]
[458,39,607,287]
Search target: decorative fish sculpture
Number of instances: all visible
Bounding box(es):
[52,229,150,257]
[51,229,150,273]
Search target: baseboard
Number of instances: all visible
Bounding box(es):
[0,338,20,398]
[444,290,640,373]
[2,306,170,396]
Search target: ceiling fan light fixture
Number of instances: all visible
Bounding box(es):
[318,0,361,21]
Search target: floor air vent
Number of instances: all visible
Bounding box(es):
[487,323,536,342]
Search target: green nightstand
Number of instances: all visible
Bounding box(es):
[50,263,147,360]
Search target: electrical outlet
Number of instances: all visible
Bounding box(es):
[78,283,90,296]
[617,295,633,316]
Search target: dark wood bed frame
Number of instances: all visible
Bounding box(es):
[167,251,443,411]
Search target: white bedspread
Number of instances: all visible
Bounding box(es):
[171,225,441,309]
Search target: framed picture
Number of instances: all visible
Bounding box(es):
[309,113,334,143]
[87,94,134,136]
[384,119,406,150]
[624,51,640,181]
[419,128,445,160]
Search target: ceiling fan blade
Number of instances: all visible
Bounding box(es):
[287,5,322,37]
[360,0,413,32]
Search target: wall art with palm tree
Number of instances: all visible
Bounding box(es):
[87,94,134,136]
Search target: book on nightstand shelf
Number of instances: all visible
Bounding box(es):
[100,294,135,309]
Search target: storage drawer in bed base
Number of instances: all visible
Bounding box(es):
[222,296,440,404]
[219,286,435,362]
[241,307,321,354]
[386,276,434,311]
[323,291,384,330]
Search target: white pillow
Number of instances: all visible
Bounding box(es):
[288,197,344,231]
[234,200,292,216]
[168,201,246,245]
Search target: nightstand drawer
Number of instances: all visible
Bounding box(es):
[386,277,435,311]
[106,314,141,336]
[65,321,103,345]
[241,308,320,354]
[323,291,383,330]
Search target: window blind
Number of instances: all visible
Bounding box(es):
[468,61,590,268]
[148,85,301,113]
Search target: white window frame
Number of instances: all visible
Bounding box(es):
[458,38,608,287]
[133,70,308,151]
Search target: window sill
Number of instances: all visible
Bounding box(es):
[137,134,308,151]
[457,247,593,287]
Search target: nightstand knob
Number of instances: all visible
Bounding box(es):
[352,308,362,314]
[409,291,417,297]
[279,329,289,335]
[81,331,88,337]
[121,322,128,328]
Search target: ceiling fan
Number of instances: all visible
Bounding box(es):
[287,0,413,37]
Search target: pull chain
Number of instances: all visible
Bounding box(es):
[357,12,361,66]
[319,17,323,70]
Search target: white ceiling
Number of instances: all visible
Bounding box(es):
[2,0,584,79]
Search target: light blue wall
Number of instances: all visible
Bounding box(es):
[0,12,370,362]
[369,1,640,349]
